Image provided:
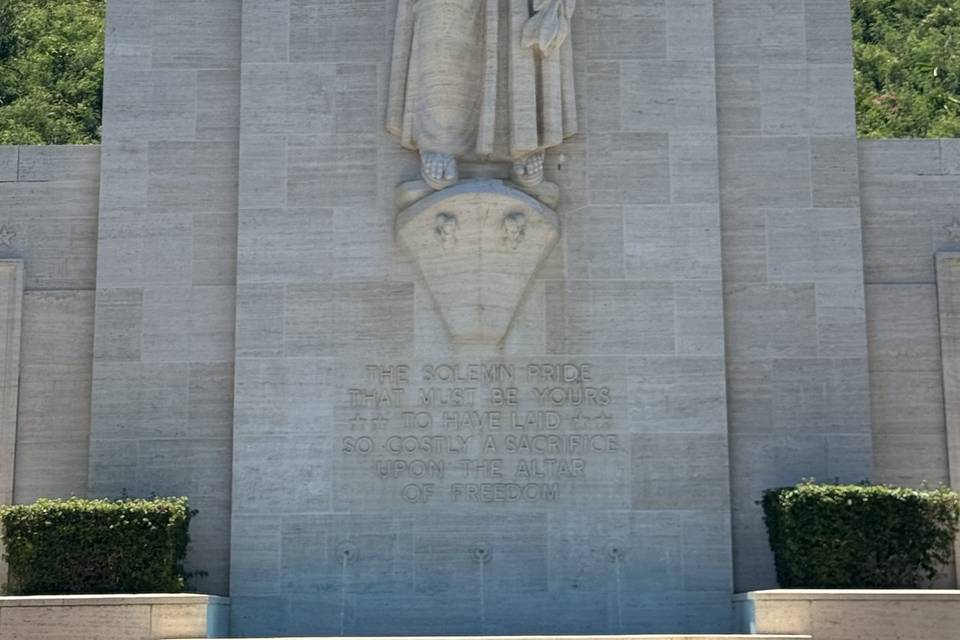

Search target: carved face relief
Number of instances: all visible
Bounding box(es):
[435,213,458,249]
[503,212,527,250]
[397,183,561,344]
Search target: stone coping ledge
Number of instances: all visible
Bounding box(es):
[0,593,229,607]
[734,588,960,601]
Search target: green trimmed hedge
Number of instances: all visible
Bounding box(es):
[0,497,192,595]
[763,482,960,588]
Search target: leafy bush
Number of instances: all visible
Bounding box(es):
[763,481,960,588]
[0,497,192,595]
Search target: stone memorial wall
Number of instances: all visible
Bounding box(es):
[715,0,874,590]
[0,0,958,637]
[0,147,99,505]
[229,0,733,635]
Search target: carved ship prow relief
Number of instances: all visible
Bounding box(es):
[396,179,560,345]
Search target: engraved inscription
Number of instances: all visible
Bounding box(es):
[338,362,625,506]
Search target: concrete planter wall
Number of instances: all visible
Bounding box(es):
[736,589,960,640]
[0,594,228,640]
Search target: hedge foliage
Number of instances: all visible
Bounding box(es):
[0,497,192,595]
[763,482,960,588]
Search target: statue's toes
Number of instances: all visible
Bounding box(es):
[443,160,457,181]
[420,153,457,190]
[529,156,544,175]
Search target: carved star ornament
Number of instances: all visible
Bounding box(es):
[0,225,16,247]
[945,218,960,243]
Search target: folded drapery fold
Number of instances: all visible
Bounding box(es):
[386,0,578,161]
[522,0,575,55]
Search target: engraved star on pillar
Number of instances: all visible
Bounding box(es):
[946,218,960,242]
[0,225,16,247]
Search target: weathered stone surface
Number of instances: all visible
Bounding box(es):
[858,142,960,521]
[717,0,872,593]
[230,0,732,634]
[0,150,100,590]
[0,594,229,640]
[942,138,960,174]
[936,252,960,579]
[396,180,560,344]
[738,590,960,640]
[0,146,100,291]
[87,0,241,595]
[1,604,151,640]
[0,147,17,181]
[386,0,578,189]
[14,291,94,502]
[16,145,100,182]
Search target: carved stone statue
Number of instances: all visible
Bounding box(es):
[387,0,579,191]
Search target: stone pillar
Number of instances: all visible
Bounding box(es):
[0,261,24,504]
[0,260,24,588]
[716,0,873,590]
[87,0,241,595]
[935,251,960,582]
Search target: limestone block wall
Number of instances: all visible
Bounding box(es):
[737,589,960,639]
[88,0,242,594]
[860,139,960,490]
[1,0,953,623]
[0,146,99,503]
[714,0,873,591]
[231,0,732,635]
[0,594,230,640]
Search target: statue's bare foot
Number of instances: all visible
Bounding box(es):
[511,151,545,188]
[420,151,458,190]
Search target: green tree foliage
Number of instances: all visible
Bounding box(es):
[853,0,960,138]
[0,0,104,145]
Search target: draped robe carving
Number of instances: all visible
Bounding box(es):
[386,0,578,166]
[388,1,576,344]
